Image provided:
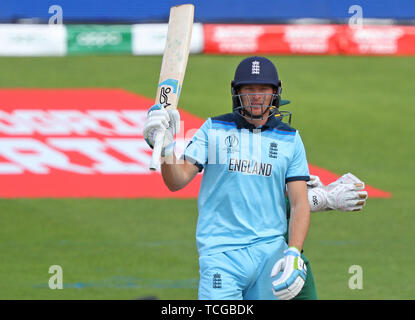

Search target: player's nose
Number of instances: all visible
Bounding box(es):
[250,94,265,104]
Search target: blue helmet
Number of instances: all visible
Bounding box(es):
[232,56,281,88]
[231,56,284,120]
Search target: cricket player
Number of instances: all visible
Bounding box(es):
[144,56,310,300]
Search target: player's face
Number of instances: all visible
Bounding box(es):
[239,84,275,117]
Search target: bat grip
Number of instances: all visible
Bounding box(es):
[149,129,165,171]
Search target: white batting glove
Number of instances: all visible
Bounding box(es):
[325,182,368,212]
[307,173,368,212]
[271,247,307,300]
[307,175,324,189]
[334,172,364,186]
[143,104,180,157]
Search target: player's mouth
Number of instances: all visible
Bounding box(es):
[251,104,267,110]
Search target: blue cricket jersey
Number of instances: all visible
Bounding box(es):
[183,111,310,256]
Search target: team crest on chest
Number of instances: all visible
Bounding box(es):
[269,142,278,159]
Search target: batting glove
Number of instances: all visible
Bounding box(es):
[307,174,325,189]
[307,173,368,212]
[271,247,307,300]
[143,104,180,157]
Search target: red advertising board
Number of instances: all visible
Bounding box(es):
[0,89,390,198]
[338,25,415,55]
[204,24,415,56]
[0,89,203,198]
[204,24,340,55]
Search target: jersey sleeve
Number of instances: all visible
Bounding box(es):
[182,118,211,172]
[285,131,310,183]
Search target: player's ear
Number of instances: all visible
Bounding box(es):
[231,81,239,94]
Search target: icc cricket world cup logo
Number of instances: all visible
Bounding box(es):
[224,134,239,153]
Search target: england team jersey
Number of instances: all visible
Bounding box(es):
[183,111,310,256]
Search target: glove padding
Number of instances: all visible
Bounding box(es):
[307,174,324,189]
[307,173,368,212]
[325,181,368,212]
[334,172,364,186]
[143,104,180,157]
[271,247,307,300]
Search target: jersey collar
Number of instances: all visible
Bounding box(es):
[233,111,281,131]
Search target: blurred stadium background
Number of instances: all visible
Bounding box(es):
[0,0,414,299]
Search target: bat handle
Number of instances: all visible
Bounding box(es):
[149,129,165,171]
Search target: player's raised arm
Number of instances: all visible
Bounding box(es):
[143,104,199,191]
[161,154,199,191]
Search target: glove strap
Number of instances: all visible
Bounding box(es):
[286,246,301,256]
[308,187,328,212]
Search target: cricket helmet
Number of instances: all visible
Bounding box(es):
[231,56,283,120]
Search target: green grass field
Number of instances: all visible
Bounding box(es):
[0,55,414,299]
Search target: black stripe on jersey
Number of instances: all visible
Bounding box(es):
[181,154,204,172]
[286,176,310,183]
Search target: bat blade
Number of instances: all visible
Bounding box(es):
[150,4,194,171]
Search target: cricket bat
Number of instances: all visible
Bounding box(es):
[149,4,194,171]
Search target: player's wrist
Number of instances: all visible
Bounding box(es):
[286,246,301,256]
